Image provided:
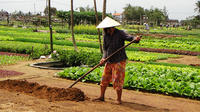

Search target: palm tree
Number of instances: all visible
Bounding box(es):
[195,1,200,15]
[71,0,78,51]
[48,0,53,53]
[94,0,103,53]
[102,0,107,19]
[102,0,107,39]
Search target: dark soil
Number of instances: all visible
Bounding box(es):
[190,64,200,67]
[0,79,86,101]
[0,69,24,78]
[136,33,182,38]
[0,52,29,57]
[139,48,200,56]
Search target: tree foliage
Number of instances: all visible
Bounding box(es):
[123,4,168,25]
[195,1,200,15]
[44,7,57,16]
[183,1,200,28]
[145,8,166,25]
[123,4,145,22]
[56,11,107,27]
[76,5,94,12]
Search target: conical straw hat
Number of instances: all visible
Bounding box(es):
[97,16,121,28]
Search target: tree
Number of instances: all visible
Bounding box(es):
[123,4,145,24]
[71,0,78,51]
[123,4,133,22]
[123,4,167,25]
[163,6,169,21]
[76,7,86,12]
[48,0,53,53]
[56,11,67,28]
[195,1,200,15]
[56,11,104,27]
[145,8,166,26]
[94,0,103,53]
[76,5,94,12]
[102,0,107,19]
[44,7,57,16]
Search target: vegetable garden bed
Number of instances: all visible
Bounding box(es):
[57,62,200,99]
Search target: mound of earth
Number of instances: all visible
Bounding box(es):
[0,69,24,78]
[0,80,86,101]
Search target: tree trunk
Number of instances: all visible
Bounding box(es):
[6,14,9,26]
[48,0,53,53]
[94,0,103,54]
[102,0,107,45]
[102,0,107,19]
[71,0,78,51]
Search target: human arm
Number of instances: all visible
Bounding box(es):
[100,36,107,64]
[120,30,141,43]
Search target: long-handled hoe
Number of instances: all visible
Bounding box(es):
[68,36,142,88]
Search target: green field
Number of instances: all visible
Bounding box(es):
[0,25,200,99]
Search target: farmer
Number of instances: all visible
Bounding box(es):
[144,22,150,33]
[94,17,141,104]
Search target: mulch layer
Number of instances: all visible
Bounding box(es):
[0,79,86,101]
[139,48,200,56]
[0,52,29,57]
[0,69,24,78]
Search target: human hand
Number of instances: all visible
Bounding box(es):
[100,58,106,65]
[133,35,142,43]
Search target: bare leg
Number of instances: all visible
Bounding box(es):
[116,89,122,104]
[93,86,107,101]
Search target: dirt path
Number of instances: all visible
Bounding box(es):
[0,59,200,112]
[157,55,200,65]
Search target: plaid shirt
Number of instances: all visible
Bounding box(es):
[103,28,135,63]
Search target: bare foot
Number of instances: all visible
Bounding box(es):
[111,100,122,105]
[116,100,122,105]
[92,97,105,102]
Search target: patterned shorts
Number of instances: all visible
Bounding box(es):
[100,60,126,90]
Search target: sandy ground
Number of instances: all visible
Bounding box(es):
[0,57,200,112]
[157,55,200,65]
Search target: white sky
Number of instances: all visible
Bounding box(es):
[0,0,198,20]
